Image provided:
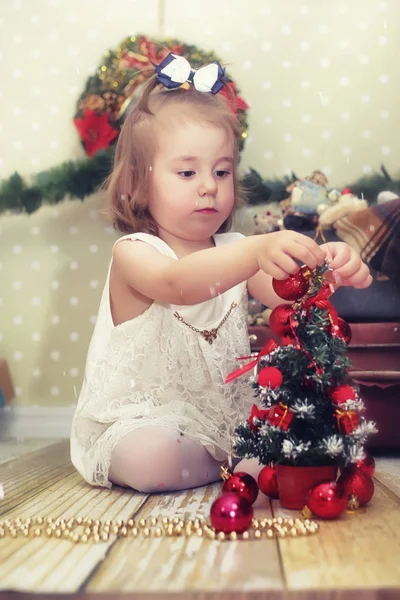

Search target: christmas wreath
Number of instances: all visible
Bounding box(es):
[73,34,249,157]
[0,34,249,214]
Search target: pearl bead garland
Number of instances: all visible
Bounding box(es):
[0,515,319,543]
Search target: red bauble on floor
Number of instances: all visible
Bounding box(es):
[337,468,375,506]
[275,464,338,509]
[356,455,375,478]
[307,481,347,519]
[210,493,253,533]
[257,465,279,499]
[222,472,259,505]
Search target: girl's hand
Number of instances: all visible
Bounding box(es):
[257,230,326,280]
[321,242,373,289]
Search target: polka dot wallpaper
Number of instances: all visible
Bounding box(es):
[0,193,118,407]
[164,0,399,181]
[0,0,399,407]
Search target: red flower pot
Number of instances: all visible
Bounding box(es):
[275,465,338,510]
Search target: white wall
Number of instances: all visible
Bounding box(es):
[0,0,399,409]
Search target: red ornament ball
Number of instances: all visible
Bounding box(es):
[337,469,375,506]
[269,304,295,338]
[307,481,347,520]
[257,466,279,499]
[331,317,352,345]
[210,493,254,533]
[257,366,283,389]
[272,268,310,301]
[222,472,259,505]
[329,385,356,405]
[356,454,375,478]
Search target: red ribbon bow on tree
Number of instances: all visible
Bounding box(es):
[225,340,278,384]
[303,283,338,326]
[287,283,339,377]
[248,404,270,431]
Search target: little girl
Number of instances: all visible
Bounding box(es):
[70,54,372,492]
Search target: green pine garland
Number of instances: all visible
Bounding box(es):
[0,149,113,214]
[1,157,399,216]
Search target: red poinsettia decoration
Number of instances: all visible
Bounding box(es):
[220,81,249,114]
[73,109,119,157]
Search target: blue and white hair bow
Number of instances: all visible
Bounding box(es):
[154,52,229,95]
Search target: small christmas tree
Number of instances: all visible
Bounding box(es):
[229,263,376,472]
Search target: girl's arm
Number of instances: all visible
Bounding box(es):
[247,270,284,309]
[113,231,325,306]
[113,235,261,305]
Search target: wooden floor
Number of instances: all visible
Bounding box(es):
[0,439,400,600]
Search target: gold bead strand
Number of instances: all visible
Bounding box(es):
[0,515,319,542]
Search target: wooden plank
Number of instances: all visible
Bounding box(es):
[375,458,400,497]
[85,485,284,593]
[1,439,399,597]
[0,474,149,592]
[1,590,400,600]
[274,478,400,589]
[0,439,59,465]
[0,441,74,516]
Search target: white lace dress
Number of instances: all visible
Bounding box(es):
[70,232,253,487]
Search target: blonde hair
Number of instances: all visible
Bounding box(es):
[104,75,246,235]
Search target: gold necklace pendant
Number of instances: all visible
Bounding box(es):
[201,329,218,344]
[174,301,237,343]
